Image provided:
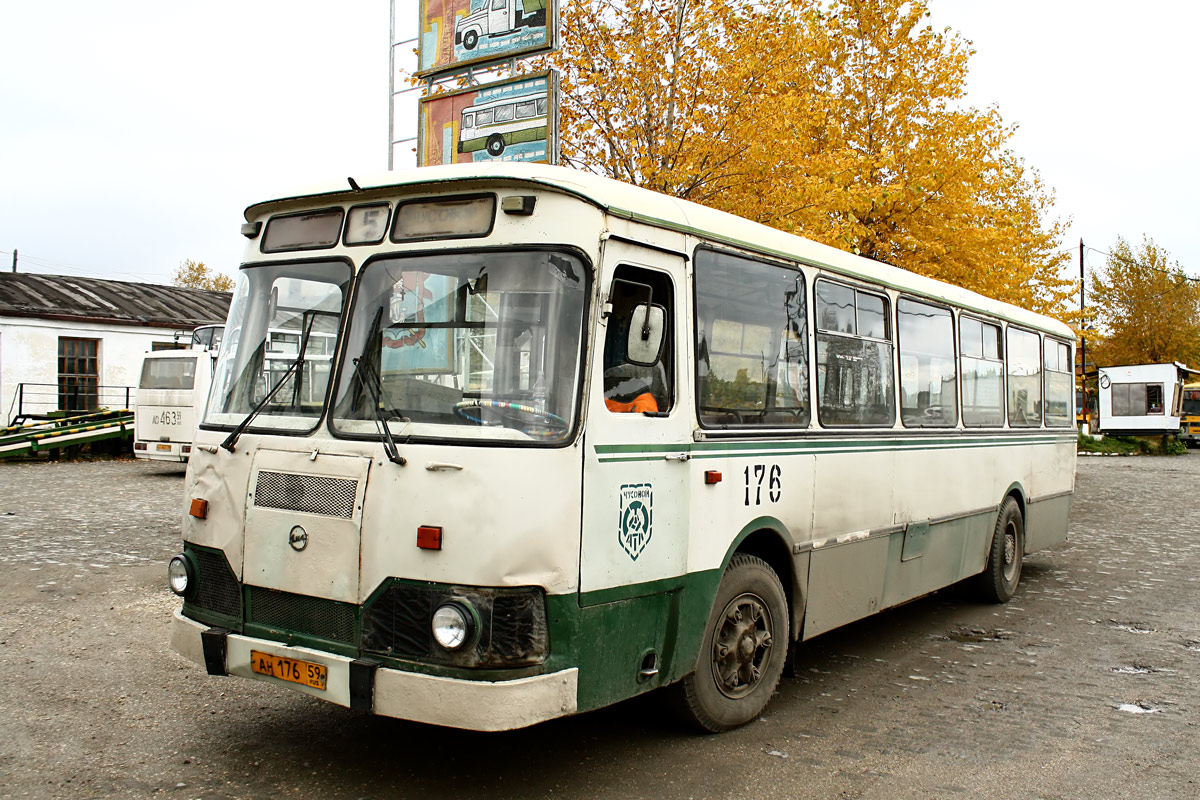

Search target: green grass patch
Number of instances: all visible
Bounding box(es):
[1078,433,1186,455]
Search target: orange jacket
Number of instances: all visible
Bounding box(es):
[604,393,659,413]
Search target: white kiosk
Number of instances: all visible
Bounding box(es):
[1097,362,1196,436]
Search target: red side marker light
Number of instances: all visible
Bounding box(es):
[704,470,722,485]
[417,525,443,550]
[189,498,209,519]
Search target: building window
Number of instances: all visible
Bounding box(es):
[58,337,99,412]
[1111,382,1164,416]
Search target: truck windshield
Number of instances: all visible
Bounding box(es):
[330,249,588,445]
[204,261,351,432]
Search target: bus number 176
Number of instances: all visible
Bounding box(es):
[744,464,781,506]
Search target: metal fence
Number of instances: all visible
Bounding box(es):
[6,383,134,426]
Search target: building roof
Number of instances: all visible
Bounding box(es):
[0,272,230,330]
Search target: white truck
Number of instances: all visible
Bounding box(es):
[455,0,547,51]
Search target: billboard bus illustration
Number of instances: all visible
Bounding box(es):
[457,92,548,158]
[455,0,548,51]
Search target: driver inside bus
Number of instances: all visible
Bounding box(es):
[602,302,666,414]
[603,364,661,413]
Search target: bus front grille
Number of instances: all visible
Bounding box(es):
[247,586,357,644]
[361,581,547,668]
[253,471,357,519]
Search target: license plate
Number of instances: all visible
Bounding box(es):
[250,650,327,690]
[156,443,172,452]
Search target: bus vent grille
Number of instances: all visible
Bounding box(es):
[249,587,356,644]
[253,471,357,519]
[189,547,242,619]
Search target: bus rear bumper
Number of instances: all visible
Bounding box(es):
[170,608,578,731]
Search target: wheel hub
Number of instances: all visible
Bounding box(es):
[712,593,774,699]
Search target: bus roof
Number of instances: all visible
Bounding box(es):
[245,162,1075,339]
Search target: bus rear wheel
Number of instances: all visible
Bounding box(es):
[975,496,1024,603]
[674,554,788,733]
[486,134,506,157]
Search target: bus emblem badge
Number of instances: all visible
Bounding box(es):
[289,525,309,552]
[618,484,653,561]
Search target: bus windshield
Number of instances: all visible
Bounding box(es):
[1183,388,1200,415]
[204,261,351,432]
[330,249,587,444]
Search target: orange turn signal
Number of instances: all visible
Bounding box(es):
[189,498,209,519]
[704,470,722,485]
[417,525,443,550]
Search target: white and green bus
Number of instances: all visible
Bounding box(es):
[168,163,1076,732]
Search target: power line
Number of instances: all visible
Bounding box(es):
[1085,246,1200,283]
[0,248,172,283]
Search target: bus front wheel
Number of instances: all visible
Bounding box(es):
[486,134,506,157]
[975,496,1024,603]
[674,554,788,733]
[463,30,479,50]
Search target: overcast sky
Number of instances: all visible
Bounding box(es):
[2,1,1196,295]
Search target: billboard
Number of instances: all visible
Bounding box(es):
[418,0,556,78]
[418,72,558,166]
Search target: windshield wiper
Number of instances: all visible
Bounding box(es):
[345,305,406,466]
[352,354,407,466]
[221,314,316,453]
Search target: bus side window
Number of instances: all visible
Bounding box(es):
[603,267,674,414]
[1006,327,1042,427]
[815,279,895,426]
[694,249,809,428]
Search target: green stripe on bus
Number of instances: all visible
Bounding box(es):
[595,433,1074,461]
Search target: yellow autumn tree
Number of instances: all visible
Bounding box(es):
[172,259,234,292]
[546,0,1073,316]
[1087,237,1200,367]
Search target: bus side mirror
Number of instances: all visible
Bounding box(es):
[626,303,666,366]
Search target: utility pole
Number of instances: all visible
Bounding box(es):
[1080,238,1087,432]
[10,248,15,273]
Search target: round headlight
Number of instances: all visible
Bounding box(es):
[432,602,473,651]
[168,554,194,596]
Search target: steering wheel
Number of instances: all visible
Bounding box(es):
[454,399,568,435]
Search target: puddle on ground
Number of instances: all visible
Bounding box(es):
[1111,622,1155,634]
[1116,702,1161,714]
[936,628,1013,644]
[1111,666,1155,674]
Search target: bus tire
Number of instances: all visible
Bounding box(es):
[975,496,1024,603]
[486,134,506,157]
[463,30,478,50]
[674,554,788,733]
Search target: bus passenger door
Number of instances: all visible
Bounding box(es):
[579,248,691,692]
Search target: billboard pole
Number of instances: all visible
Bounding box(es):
[388,0,395,170]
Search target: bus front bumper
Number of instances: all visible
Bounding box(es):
[170,608,578,731]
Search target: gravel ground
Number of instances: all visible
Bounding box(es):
[1,454,1198,799]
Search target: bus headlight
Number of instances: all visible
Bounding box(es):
[168,554,195,596]
[432,601,475,651]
